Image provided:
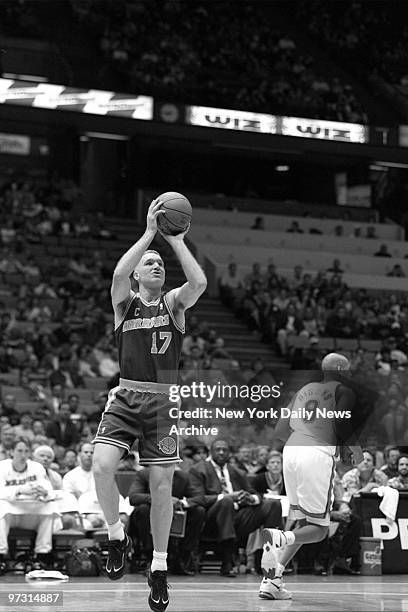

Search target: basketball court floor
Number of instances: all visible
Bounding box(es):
[0,574,407,612]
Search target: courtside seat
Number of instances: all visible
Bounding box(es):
[8,528,37,560]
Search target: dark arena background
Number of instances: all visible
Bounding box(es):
[0,1,408,610]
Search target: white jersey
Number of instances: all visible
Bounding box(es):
[287,380,340,455]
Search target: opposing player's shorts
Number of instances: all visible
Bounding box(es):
[92,379,180,466]
[283,445,335,527]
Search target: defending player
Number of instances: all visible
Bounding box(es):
[258,352,364,600]
[92,198,207,612]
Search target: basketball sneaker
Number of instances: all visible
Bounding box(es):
[148,570,170,612]
[258,577,293,600]
[261,528,289,579]
[105,534,131,580]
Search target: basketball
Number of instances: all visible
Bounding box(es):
[156,191,192,235]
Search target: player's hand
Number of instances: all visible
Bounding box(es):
[146,198,165,233]
[158,224,191,244]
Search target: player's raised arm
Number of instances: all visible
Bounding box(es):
[111,198,163,311]
[161,229,207,312]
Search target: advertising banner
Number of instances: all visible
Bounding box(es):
[186,105,278,134]
[0,78,153,120]
[0,132,30,155]
[281,116,368,143]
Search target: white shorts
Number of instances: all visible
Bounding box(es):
[283,445,335,527]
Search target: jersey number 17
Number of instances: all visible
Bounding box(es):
[151,331,172,354]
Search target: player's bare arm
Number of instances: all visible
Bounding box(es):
[111,198,164,323]
[160,228,207,325]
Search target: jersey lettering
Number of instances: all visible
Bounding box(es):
[123,314,169,332]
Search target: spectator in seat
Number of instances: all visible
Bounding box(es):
[182,329,206,356]
[13,412,35,441]
[0,394,19,425]
[253,446,270,475]
[0,437,56,570]
[235,445,256,474]
[366,226,378,239]
[387,264,405,277]
[60,449,78,477]
[286,220,304,233]
[342,449,388,502]
[62,443,95,499]
[387,455,408,491]
[45,401,80,450]
[380,446,401,479]
[327,259,344,274]
[128,465,205,575]
[251,451,285,495]
[33,445,63,490]
[251,216,265,230]
[0,425,15,460]
[326,306,357,338]
[244,262,264,291]
[189,439,282,577]
[276,303,303,355]
[374,244,392,257]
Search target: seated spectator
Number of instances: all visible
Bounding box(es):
[62,443,95,499]
[366,226,378,239]
[380,446,401,479]
[235,445,256,474]
[32,445,63,490]
[128,465,205,575]
[208,337,233,360]
[97,348,119,378]
[189,439,282,577]
[60,448,78,477]
[45,402,80,450]
[251,451,285,495]
[325,306,357,338]
[0,437,56,570]
[342,449,388,501]
[13,412,35,441]
[0,424,16,460]
[286,220,304,233]
[182,329,206,356]
[251,216,265,230]
[74,215,91,238]
[32,419,46,439]
[276,303,303,355]
[327,259,344,274]
[244,262,264,291]
[374,244,392,257]
[68,253,92,277]
[219,263,244,308]
[0,394,19,425]
[44,383,65,415]
[387,455,408,491]
[387,264,405,278]
[253,446,270,475]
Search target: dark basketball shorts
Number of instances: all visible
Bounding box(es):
[92,385,180,465]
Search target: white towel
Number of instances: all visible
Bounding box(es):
[377,485,399,523]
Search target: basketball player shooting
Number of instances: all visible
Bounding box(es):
[92,197,207,612]
[258,352,364,600]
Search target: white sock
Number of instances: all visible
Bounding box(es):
[274,562,285,579]
[151,550,167,572]
[284,531,296,546]
[107,519,124,541]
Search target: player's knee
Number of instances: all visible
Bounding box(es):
[92,449,118,478]
[315,525,329,541]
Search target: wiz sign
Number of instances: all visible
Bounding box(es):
[187,105,277,134]
[281,116,367,143]
[371,518,408,549]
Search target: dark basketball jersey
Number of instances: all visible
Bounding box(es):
[115,292,184,384]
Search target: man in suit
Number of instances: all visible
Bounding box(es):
[189,439,282,577]
[45,402,80,450]
[128,466,205,575]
